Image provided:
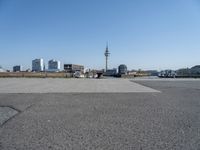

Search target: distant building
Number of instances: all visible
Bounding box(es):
[104,68,117,76]
[158,70,176,78]
[118,64,127,75]
[48,59,61,72]
[32,58,44,72]
[127,70,137,75]
[64,64,84,73]
[13,65,22,72]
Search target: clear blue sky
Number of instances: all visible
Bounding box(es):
[0,0,200,70]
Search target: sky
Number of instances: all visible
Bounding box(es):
[0,0,200,71]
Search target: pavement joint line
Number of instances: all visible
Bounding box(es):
[0,106,20,127]
[0,105,21,113]
[129,80,161,93]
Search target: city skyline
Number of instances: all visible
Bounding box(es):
[1,0,200,70]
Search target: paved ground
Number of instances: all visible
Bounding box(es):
[0,107,18,125]
[0,78,159,93]
[0,78,200,150]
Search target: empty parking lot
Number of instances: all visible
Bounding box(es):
[0,78,200,150]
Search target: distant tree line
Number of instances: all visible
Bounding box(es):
[176,65,200,77]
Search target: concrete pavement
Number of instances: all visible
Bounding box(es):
[0,78,159,93]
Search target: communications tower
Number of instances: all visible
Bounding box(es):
[104,42,110,72]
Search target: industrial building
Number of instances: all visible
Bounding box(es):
[32,58,44,72]
[104,68,117,76]
[64,64,84,73]
[13,65,22,72]
[118,64,127,75]
[48,59,61,72]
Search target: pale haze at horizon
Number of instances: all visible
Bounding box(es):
[0,0,200,71]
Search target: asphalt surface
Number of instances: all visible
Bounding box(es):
[0,79,200,150]
[0,107,18,126]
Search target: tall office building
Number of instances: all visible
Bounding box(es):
[32,58,44,72]
[48,59,61,72]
